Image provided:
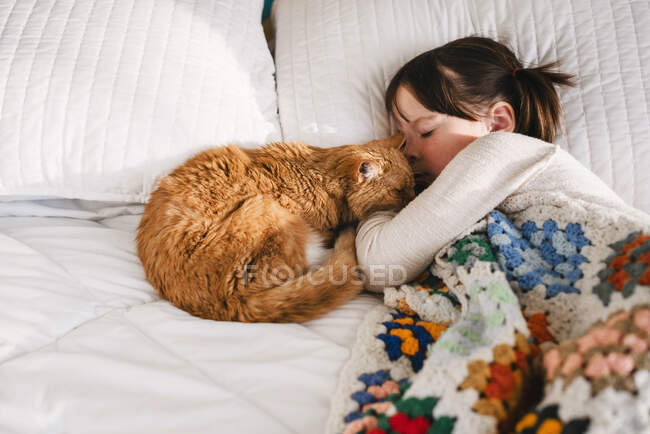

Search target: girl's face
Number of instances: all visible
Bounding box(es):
[393,85,490,190]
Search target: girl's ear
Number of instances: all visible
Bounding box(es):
[356,160,381,183]
[486,101,516,133]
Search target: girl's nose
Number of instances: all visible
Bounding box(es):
[402,136,420,160]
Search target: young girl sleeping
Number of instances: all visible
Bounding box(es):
[345,36,650,434]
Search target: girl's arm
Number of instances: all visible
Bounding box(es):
[356,132,557,291]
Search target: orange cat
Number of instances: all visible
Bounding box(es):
[136,134,414,323]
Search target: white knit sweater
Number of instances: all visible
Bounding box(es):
[356,132,649,291]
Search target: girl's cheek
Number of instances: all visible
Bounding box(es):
[424,151,440,174]
[424,140,439,161]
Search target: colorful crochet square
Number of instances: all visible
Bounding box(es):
[514,404,590,434]
[525,312,557,345]
[396,272,461,317]
[413,270,447,290]
[487,210,591,299]
[447,235,496,268]
[417,271,461,306]
[542,305,650,395]
[459,333,541,432]
[343,371,456,434]
[377,313,447,372]
[344,370,410,426]
[593,233,650,306]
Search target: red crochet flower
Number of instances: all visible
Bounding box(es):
[485,364,516,400]
[389,413,431,434]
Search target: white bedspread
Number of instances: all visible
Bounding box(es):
[0,202,382,434]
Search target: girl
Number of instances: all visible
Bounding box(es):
[348,37,650,434]
[357,36,648,290]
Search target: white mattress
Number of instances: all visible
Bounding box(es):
[0,202,382,434]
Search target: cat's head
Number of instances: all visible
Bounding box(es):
[336,134,415,221]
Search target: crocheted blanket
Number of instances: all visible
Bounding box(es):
[328,203,650,434]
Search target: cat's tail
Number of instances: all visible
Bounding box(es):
[244,228,364,323]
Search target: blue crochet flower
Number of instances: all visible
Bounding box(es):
[376,313,441,372]
[487,211,590,299]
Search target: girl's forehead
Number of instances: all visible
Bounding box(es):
[393,86,441,124]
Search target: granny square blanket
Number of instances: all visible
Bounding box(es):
[328,190,650,433]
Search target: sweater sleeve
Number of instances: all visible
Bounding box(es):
[355,132,558,291]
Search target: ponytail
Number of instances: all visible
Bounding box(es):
[513,63,575,143]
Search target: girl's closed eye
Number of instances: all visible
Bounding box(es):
[420,130,433,138]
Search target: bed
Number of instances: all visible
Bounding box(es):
[1,0,648,433]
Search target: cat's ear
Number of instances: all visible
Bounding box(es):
[364,133,405,150]
[356,160,381,183]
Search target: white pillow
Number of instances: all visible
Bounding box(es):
[273,0,650,214]
[0,0,280,202]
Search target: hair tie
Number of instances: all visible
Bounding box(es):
[512,68,520,78]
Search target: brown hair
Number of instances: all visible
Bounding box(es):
[385,36,575,143]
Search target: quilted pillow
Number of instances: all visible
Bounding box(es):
[0,0,280,202]
[272,0,650,214]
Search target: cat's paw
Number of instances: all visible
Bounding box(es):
[331,227,358,268]
[334,227,356,254]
